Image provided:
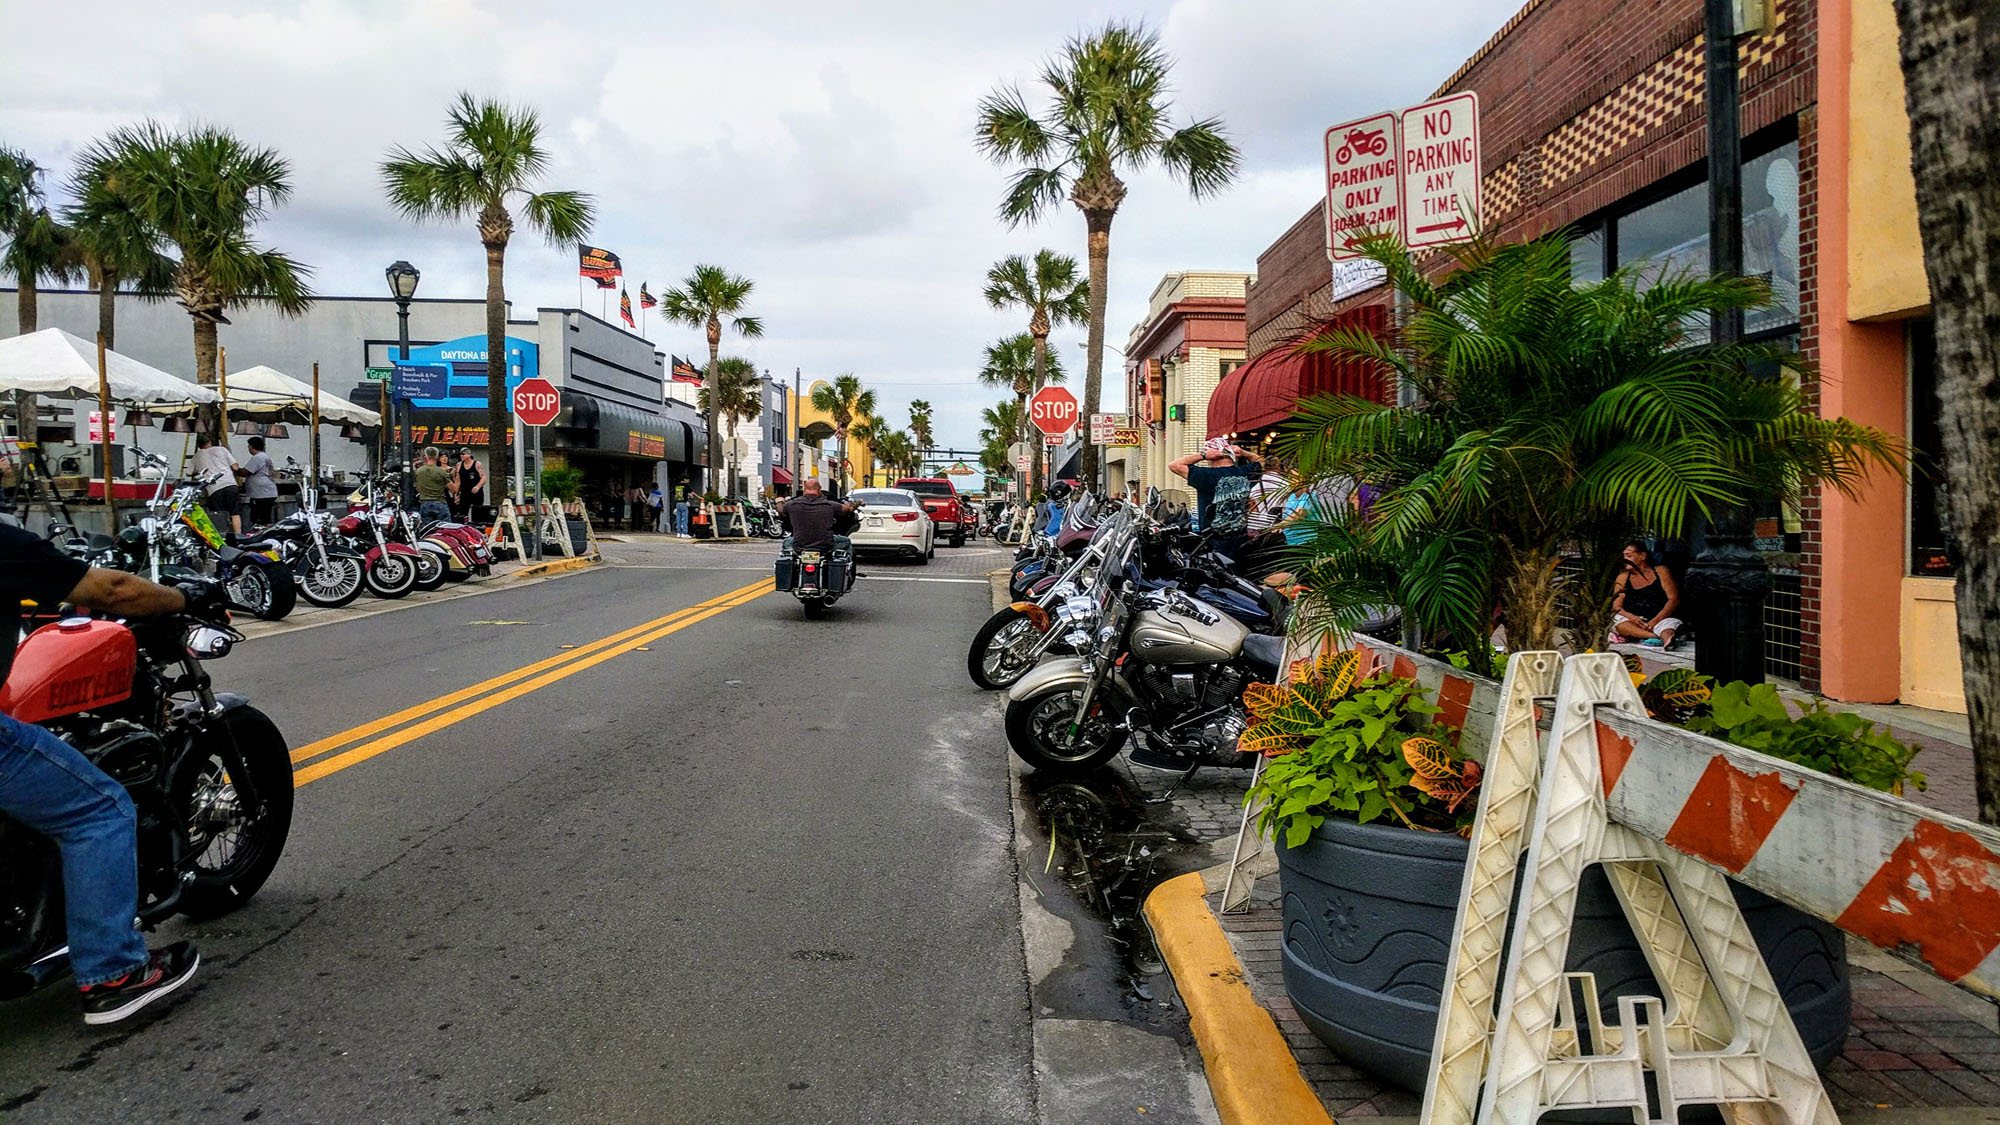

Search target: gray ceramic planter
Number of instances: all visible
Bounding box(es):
[1277,816,1850,1095]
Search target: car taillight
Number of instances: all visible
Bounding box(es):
[893,512,919,522]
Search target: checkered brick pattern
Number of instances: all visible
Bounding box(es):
[1540,2,1794,194]
[1483,155,1526,225]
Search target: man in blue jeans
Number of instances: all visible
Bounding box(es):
[1,522,202,1025]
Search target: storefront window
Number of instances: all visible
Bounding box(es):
[1616,179,1709,287]
[1907,318,1955,577]
[1743,143,1801,335]
[1569,228,1606,284]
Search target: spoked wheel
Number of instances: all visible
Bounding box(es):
[225,562,294,620]
[175,707,295,920]
[365,553,418,599]
[1004,685,1126,774]
[296,553,363,608]
[412,550,447,591]
[967,607,1047,690]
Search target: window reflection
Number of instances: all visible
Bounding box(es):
[1743,144,1801,335]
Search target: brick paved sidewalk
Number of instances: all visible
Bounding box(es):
[1130,756,2000,1119]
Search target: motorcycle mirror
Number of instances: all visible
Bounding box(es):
[184,625,234,660]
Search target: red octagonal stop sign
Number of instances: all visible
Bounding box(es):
[1028,386,1078,436]
[511,377,561,427]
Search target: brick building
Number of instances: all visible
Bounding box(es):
[1237,0,1951,709]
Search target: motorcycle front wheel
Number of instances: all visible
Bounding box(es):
[226,560,296,621]
[967,607,1045,690]
[175,705,295,920]
[365,553,418,599]
[1004,684,1127,774]
[412,550,447,591]
[296,552,363,608]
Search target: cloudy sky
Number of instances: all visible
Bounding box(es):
[0,0,1517,451]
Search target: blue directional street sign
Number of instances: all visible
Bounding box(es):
[392,363,449,402]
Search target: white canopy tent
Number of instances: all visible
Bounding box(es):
[195,364,381,426]
[0,327,218,407]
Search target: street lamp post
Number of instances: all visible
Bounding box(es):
[385,260,421,507]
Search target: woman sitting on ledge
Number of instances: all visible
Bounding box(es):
[1609,540,1683,650]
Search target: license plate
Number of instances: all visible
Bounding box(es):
[867,518,883,528]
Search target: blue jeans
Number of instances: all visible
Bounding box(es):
[0,713,148,985]
[674,504,691,534]
[418,500,451,524]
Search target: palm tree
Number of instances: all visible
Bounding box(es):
[979,400,1023,479]
[907,399,935,454]
[1281,232,1903,677]
[659,264,763,488]
[382,93,594,499]
[849,411,890,486]
[977,22,1238,487]
[699,355,763,497]
[0,147,79,337]
[983,249,1088,495]
[66,135,175,350]
[873,429,918,480]
[110,123,314,427]
[977,333,1064,495]
[809,374,875,494]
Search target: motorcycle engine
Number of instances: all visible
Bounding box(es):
[64,721,182,907]
[1135,664,1256,765]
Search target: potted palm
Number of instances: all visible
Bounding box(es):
[1260,231,1907,1093]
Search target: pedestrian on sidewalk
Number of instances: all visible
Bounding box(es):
[1609,540,1684,649]
[191,434,243,536]
[673,484,691,537]
[453,448,486,522]
[241,436,278,528]
[414,446,453,524]
[626,484,647,531]
[648,484,665,532]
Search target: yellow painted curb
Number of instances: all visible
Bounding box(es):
[1144,871,1334,1125]
[511,555,599,580]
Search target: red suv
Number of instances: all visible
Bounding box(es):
[895,478,970,547]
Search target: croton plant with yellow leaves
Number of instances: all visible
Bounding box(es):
[1242,649,1483,847]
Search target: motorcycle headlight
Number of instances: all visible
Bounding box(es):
[184,625,234,660]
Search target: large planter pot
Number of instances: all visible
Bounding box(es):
[1277,817,1849,1098]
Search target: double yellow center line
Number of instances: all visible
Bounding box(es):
[290,577,773,786]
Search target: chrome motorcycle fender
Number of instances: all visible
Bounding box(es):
[1005,658,1139,711]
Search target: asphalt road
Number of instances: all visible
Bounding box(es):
[0,539,1035,1122]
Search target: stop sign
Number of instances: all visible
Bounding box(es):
[1028,386,1079,436]
[511,377,561,427]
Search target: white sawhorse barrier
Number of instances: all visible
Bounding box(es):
[1221,638,2000,1124]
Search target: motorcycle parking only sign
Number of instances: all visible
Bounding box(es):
[1323,92,1481,260]
[1323,111,1401,262]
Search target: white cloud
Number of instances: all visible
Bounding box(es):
[0,0,1517,449]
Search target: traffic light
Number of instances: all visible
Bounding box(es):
[1166,404,1186,422]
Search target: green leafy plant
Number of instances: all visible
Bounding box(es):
[1685,681,1926,795]
[1243,650,1475,846]
[539,467,583,502]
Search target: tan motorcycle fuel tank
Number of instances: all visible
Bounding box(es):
[1128,597,1249,665]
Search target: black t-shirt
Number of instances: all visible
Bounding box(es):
[1,523,89,689]
[780,495,854,550]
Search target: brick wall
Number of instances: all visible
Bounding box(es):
[1247,0,1817,350]
[1797,103,1824,690]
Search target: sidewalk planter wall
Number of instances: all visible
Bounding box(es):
[1276,816,1850,1098]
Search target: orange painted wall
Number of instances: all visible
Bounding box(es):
[1814,0,1909,702]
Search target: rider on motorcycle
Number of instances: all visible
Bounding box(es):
[779,479,862,584]
[1,523,206,1025]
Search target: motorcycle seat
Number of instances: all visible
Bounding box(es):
[1241,632,1286,677]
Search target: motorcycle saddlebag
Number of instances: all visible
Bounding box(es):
[775,553,795,590]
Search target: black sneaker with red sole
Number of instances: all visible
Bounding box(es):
[79,942,199,1026]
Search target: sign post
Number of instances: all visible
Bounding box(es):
[1088,412,1125,445]
[511,378,560,560]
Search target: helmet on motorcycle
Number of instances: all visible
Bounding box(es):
[1046,480,1073,503]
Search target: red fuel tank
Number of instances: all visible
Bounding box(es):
[0,618,138,723]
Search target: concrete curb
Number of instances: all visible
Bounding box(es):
[1144,872,1333,1125]
[511,555,599,580]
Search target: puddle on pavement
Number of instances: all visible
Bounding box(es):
[1020,767,1208,1013]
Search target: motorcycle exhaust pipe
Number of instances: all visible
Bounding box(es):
[0,946,72,999]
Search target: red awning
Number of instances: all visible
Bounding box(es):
[1207,305,1390,438]
[771,466,795,486]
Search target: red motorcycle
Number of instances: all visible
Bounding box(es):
[0,588,294,998]
[336,475,423,599]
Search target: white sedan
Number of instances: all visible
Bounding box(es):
[849,488,935,563]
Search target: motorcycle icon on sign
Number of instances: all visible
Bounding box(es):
[1334,127,1390,165]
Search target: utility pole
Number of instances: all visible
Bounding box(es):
[1684,0,1771,686]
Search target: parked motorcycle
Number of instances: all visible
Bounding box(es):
[744,503,786,540]
[334,475,422,599]
[1004,581,1286,797]
[0,580,295,998]
[86,451,298,621]
[257,459,366,608]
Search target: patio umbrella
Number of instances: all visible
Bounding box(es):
[202,364,381,426]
